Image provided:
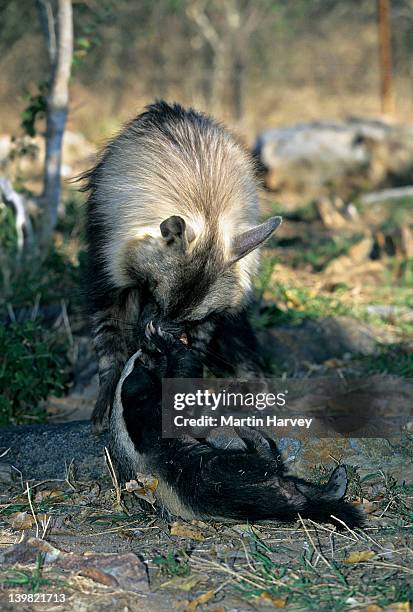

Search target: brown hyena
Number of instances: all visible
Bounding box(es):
[81,101,281,432]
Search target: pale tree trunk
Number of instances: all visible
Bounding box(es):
[186,0,259,120]
[231,54,245,121]
[225,1,260,123]
[36,0,73,250]
[377,0,394,115]
[186,1,227,115]
[210,43,227,115]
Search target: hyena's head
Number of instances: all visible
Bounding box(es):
[85,101,282,337]
[129,214,282,336]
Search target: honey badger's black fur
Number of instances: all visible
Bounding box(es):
[81,101,282,432]
[110,327,364,528]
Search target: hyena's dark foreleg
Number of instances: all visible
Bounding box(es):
[91,313,130,433]
[204,310,265,378]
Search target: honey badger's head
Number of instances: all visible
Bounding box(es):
[130,214,282,338]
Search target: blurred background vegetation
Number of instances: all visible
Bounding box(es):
[1,0,413,138]
[0,0,412,426]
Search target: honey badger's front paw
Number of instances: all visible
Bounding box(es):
[143,321,202,378]
[144,321,180,354]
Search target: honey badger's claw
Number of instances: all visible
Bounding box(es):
[144,322,176,353]
[145,320,156,339]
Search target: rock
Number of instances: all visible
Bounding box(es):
[253,118,413,198]
[0,421,108,481]
[261,316,385,371]
[0,537,149,593]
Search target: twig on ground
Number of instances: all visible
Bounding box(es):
[298,514,332,569]
[104,447,122,510]
[25,481,39,539]
[329,515,360,541]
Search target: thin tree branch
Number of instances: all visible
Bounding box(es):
[35,0,57,66]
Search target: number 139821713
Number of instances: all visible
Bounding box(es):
[9,593,66,603]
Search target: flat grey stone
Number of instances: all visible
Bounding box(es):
[261,316,389,370]
[0,420,108,481]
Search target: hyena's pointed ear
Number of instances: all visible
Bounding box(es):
[160,215,194,250]
[231,216,282,262]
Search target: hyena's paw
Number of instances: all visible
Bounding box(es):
[91,400,109,435]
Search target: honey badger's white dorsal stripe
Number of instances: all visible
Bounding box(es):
[89,102,260,288]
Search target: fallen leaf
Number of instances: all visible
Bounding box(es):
[366,605,383,612]
[9,511,35,530]
[344,550,375,564]
[125,474,158,504]
[34,489,65,502]
[161,574,202,591]
[361,500,380,514]
[170,522,205,541]
[259,592,287,608]
[384,603,410,612]
[284,290,301,308]
[186,590,214,612]
[323,358,343,369]
[135,473,159,493]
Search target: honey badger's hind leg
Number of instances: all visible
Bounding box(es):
[227,428,363,528]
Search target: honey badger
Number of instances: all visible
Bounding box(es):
[110,325,364,528]
[82,101,282,432]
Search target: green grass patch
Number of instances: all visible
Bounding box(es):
[254,277,352,329]
[0,555,52,592]
[357,344,413,378]
[4,246,85,311]
[232,528,413,611]
[0,319,70,425]
[1,192,85,311]
[153,551,191,577]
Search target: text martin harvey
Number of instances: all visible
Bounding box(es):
[174,415,313,429]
